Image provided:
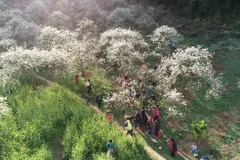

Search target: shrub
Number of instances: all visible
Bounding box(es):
[191,120,208,139]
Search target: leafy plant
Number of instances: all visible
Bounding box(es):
[191,120,208,139]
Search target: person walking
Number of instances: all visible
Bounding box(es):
[125,118,133,137]
[146,116,153,134]
[107,139,115,158]
[168,137,178,157]
[134,110,141,128]
[140,107,148,125]
[107,112,113,124]
[96,92,102,108]
[191,143,199,157]
[152,105,160,121]
[154,119,161,138]
[75,75,79,85]
[86,79,92,93]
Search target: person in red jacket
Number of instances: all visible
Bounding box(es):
[168,137,178,157]
[75,75,79,85]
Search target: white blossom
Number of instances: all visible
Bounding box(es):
[47,11,70,29]
[3,16,40,46]
[167,106,185,119]
[164,89,187,106]
[25,0,50,23]
[237,80,240,89]
[37,26,77,50]
[0,47,68,88]
[0,1,8,12]
[100,28,148,72]
[76,19,99,40]
[0,39,16,52]
[151,26,182,52]
[0,97,11,117]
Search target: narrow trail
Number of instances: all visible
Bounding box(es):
[35,75,166,160]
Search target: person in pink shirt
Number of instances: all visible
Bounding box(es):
[152,105,160,121]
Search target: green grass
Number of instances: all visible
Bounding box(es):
[55,69,116,109]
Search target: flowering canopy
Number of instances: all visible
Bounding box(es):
[0,47,67,88]
[100,28,148,72]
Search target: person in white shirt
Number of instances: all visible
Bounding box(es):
[86,79,92,93]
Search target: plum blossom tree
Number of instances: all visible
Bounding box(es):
[0,39,16,53]
[100,28,148,73]
[2,16,40,46]
[151,26,182,54]
[47,11,70,29]
[103,27,223,118]
[37,24,100,75]
[76,19,99,40]
[0,47,68,88]
[67,20,100,75]
[0,1,8,12]
[37,26,77,50]
[153,46,224,117]
[56,0,75,15]
[25,0,50,24]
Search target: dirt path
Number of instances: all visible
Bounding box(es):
[35,76,166,160]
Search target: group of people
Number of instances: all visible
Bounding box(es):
[135,106,161,137]
[75,75,207,159]
[75,75,104,107]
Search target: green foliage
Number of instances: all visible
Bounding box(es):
[64,115,148,160]
[171,129,186,140]
[56,69,115,107]
[1,84,150,160]
[93,153,112,160]
[224,124,240,143]
[191,120,208,139]
[188,0,240,17]
[190,0,210,16]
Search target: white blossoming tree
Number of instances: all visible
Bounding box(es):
[2,16,40,46]
[153,46,224,117]
[25,0,50,24]
[37,26,77,50]
[37,24,100,75]
[100,28,148,73]
[151,25,182,54]
[103,27,224,119]
[0,1,8,12]
[0,47,68,88]
[47,11,70,29]
[76,19,99,40]
[0,39,16,53]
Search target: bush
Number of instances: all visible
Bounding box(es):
[191,120,208,139]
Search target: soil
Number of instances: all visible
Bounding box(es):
[81,71,93,79]
[225,85,233,92]
[209,111,238,137]
[52,137,64,160]
[113,81,122,88]
[181,89,195,101]
[212,63,227,74]
[167,119,184,130]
